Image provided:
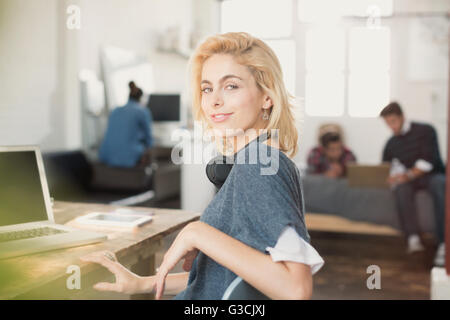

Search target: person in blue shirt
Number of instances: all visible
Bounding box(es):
[99,81,153,168]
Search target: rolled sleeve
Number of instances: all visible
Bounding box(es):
[265,226,324,275]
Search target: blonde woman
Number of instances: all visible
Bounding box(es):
[81,32,324,300]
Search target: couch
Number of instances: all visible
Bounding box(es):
[302,174,435,234]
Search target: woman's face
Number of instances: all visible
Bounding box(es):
[200,54,272,137]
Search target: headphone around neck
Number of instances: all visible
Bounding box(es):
[205,133,270,190]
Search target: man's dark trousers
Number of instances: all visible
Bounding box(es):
[393,173,446,244]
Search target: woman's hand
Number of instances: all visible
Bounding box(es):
[154,222,200,300]
[80,250,153,295]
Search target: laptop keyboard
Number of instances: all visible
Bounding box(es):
[0,227,68,243]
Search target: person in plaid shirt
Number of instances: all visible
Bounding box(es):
[307,132,357,178]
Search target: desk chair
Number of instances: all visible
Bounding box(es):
[222,277,270,300]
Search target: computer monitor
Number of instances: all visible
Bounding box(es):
[147,94,180,122]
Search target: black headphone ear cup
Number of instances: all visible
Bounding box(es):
[206,134,267,190]
[206,161,218,186]
[206,156,234,189]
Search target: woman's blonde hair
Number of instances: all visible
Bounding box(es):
[188,32,299,158]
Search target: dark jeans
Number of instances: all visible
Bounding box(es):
[393,173,446,244]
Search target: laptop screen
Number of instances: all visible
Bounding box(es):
[0,150,48,226]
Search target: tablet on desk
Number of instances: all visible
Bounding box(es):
[76,212,153,228]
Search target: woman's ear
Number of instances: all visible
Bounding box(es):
[263,95,273,110]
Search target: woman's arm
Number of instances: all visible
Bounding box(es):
[155,221,312,300]
[139,272,189,295]
[190,221,312,300]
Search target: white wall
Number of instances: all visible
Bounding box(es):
[0,0,64,150]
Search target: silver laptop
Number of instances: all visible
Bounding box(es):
[0,146,107,260]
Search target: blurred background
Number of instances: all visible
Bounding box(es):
[0,0,449,299]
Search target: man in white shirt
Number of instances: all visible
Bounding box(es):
[380,102,446,267]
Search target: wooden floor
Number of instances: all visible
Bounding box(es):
[305,213,437,300]
[309,230,437,300]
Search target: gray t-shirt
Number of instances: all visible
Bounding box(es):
[174,137,310,300]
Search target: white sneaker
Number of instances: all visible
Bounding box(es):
[407,234,425,253]
[434,243,445,267]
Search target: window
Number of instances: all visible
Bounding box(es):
[300,0,392,117]
[305,27,345,116]
[348,27,390,117]
[220,0,295,94]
